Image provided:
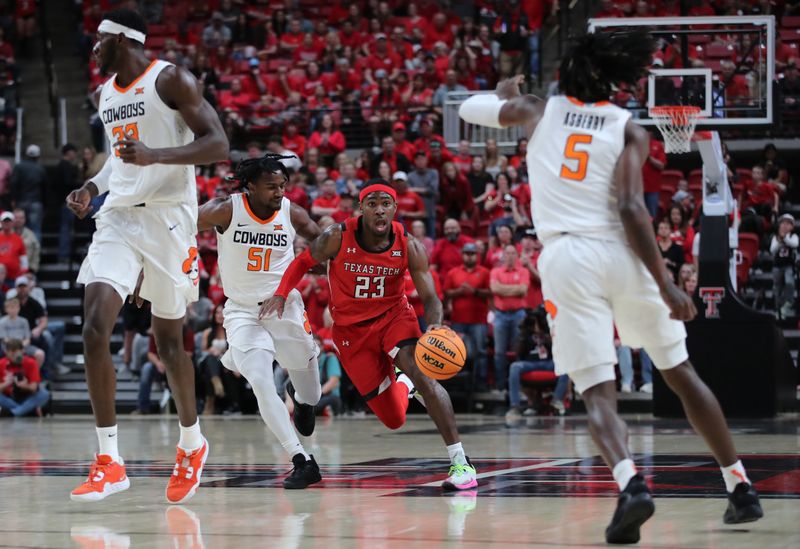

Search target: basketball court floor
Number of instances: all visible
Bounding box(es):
[0,414,797,548]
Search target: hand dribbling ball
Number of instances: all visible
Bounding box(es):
[414,328,467,380]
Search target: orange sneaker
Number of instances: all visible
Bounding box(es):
[70,454,130,502]
[165,505,205,549]
[166,437,209,504]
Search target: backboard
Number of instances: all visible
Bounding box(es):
[588,16,776,127]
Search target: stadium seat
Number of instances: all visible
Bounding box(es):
[705,43,735,59]
[782,15,800,28]
[779,28,800,43]
[738,233,760,262]
[660,169,684,190]
[688,168,703,187]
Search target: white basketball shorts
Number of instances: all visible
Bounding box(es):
[223,289,318,370]
[77,204,199,319]
[538,234,688,392]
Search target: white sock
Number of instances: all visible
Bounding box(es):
[396,372,415,395]
[96,425,120,461]
[288,357,322,406]
[447,442,467,466]
[178,419,203,452]
[721,460,750,492]
[612,459,637,491]
[232,347,309,459]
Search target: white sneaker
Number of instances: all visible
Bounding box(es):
[159,388,172,411]
[621,383,632,394]
[505,407,523,421]
[639,383,653,394]
[552,399,566,416]
[441,458,478,491]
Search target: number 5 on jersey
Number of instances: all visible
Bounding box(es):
[247,247,272,271]
[560,134,592,181]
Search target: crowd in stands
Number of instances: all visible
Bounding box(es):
[3,1,798,417]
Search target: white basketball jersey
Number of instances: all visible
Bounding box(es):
[98,59,196,210]
[217,194,297,304]
[526,96,632,245]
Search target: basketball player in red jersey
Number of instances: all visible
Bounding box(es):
[65,9,228,504]
[263,180,478,490]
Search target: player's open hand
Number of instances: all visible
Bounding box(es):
[115,138,159,166]
[66,187,93,219]
[495,75,524,100]
[660,283,697,322]
[259,295,286,320]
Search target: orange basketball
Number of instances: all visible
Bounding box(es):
[414,328,467,380]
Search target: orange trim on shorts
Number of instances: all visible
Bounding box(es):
[242,194,279,225]
[112,59,158,94]
[544,299,558,319]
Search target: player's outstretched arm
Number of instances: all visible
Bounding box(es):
[198,197,233,233]
[116,66,229,166]
[458,75,543,134]
[408,235,445,331]
[259,223,343,319]
[289,203,323,242]
[616,121,697,322]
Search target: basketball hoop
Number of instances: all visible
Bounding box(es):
[649,106,701,154]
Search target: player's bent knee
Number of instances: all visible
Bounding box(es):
[379,410,406,430]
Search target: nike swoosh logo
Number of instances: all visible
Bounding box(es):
[108,433,116,438]
[237,223,248,227]
[104,96,112,102]
[169,224,179,231]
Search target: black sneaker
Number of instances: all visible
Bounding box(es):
[287,382,316,436]
[723,482,764,524]
[605,474,655,545]
[283,454,322,489]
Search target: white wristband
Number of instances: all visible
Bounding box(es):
[89,155,113,195]
[458,94,507,129]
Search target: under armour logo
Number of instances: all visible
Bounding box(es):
[92,471,105,482]
[391,250,402,257]
[341,340,350,346]
[347,247,356,253]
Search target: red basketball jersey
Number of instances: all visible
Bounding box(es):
[328,216,410,325]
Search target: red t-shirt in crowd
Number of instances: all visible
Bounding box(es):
[748,181,779,207]
[430,235,475,281]
[284,185,309,210]
[312,194,341,211]
[642,139,666,194]
[0,232,27,279]
[490,264,530,312]
[283,134,307,159]
[297,275,330,332]
[444,264,490,325]
[404,269,443,318]
[308,131,346,156]
[0,355,40,396]
[394,189,425,228]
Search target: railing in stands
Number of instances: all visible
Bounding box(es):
[442,91,526,153]
[14,107,22,164]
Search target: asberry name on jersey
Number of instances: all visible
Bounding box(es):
[98,59,196,211]
[526,96,631,245]
[217,194,297,304]
[328,217,410,325]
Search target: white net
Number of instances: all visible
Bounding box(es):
[650,106,701,154]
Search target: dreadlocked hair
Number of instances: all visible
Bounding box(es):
[229,154,292,188]
[559,28,655,103]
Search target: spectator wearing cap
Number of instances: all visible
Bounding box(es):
[643,132,666,218]
[0,338,49,417]
[203,12,233,49]
[391,123,417,160]
[311,179,341,219]
[413,118,447,157]
[13,209,39,273]
[490,244,530,392]
[391,171,426,230]
[771,213,798,318]
[426,140,455,173]
[54,143,79,262]
[370,136,411,177]
[10,144,45,240]
[444,242,491,390]
[432,69,468,115]
[0,211,27,283]
[519,229,544,310]
[431,219,476,281]
[407,152,440,239]
[11,275,59,378]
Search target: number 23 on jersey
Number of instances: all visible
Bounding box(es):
[560,133,592,182]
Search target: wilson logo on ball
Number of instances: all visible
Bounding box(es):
[425,337,456,359]
[421,352,446,370]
